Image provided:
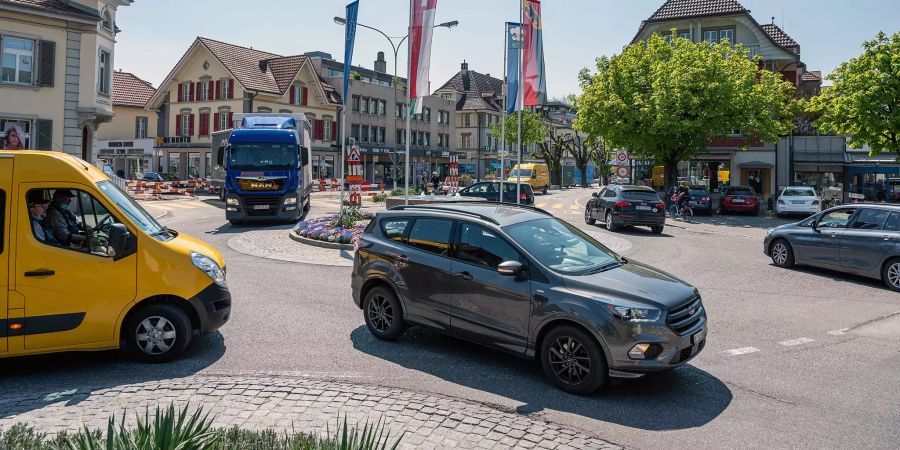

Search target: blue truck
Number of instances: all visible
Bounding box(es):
[210,114,314,224]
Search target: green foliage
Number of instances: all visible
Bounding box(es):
[0,405,403,450]
[390,187,419,196]
[576,33,797,189]
[333,207,365,228]
[807,31,900,158]
[489,112,548,148]
[371,193,387,203]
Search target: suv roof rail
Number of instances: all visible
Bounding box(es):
[435,200,553,216]
[389,204,501,225]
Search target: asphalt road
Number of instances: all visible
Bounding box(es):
[4,190,898,449]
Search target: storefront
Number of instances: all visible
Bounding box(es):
[846,152,900,203]
[94,138,156,179]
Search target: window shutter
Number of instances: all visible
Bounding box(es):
[35,119,53,150]
[331,121,337,141]
[301,87,308,106]
[214,80,220,100]
[37,40,55,87]
[198,113,207,136]
[213,113,220,132]
[177,85,183,103]
[228,79,235,99]
[290,86,296,105]
[175,114,182,136]
[314,120,323,140]
[227,112,233,128]
[195,82,201,101]
[189,114,195,136]
[189,82,195,101]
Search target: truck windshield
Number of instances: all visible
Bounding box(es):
[97,180,169,240]
[229,143,295,170]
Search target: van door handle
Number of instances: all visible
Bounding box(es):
[25,270,55,277]
[455,271,473,281]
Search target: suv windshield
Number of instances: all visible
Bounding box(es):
[508,169,533,178]
[505,218,619,275]
[501,183,531,193]
[97,180,169,240]
[229,143,295,170]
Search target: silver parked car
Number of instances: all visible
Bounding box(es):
[764,204,900,292]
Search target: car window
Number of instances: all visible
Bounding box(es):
[407,219,453,256]
[31,188,122,257]
[603,189,617,198]
[783,188,816,197]
[884,212,900,232]
[621,190,659,201]
[505,218,619,275]
[688,189,707,196]
[727,188,754,196]
[818,209,855,229]
[381,218,410,242]
[468,183,490,194]
[457,223,521,269]
[162,173,178,181]
[849,209,890,230]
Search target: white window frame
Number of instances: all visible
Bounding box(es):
[0,118,33,149]
[180,113,190,137]
[98,48,112,95]
[369,98,377,115]
[201,81,210,101]
[218,110,231,131]
[181,82,191,102]
[324,119,333,141]
[221,79,229,99]
[135,116,148,139]
[1,36,35,85]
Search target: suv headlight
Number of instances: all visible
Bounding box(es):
[605,302,660,323]
[191,251,227,288]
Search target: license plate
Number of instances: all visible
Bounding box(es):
[636,206,651,211]
[791,201,804,204]
[732,198,745,203]
[252,204,270,210]
[692,328,706,345]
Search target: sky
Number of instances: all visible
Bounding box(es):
[115,0,899,99]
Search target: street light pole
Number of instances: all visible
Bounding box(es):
[334,18,458,195]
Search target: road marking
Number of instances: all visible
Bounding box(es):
[43,389,78,402]
[551,204,563,209]
[569,204,580,209]
[563,210,578,215]
[724,347,760,356]
[536,203,546,208]
[827,328,849,336]
[779,337,814,346]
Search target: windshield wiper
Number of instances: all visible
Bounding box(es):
[585,261,622,275]
[149,227,171,238]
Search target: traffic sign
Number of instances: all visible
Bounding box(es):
[616,166,630,178]
[615,150,629,165]
[484,145,492,153]
[347,145,361,163]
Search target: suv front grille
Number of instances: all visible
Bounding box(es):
[667,295,704,335]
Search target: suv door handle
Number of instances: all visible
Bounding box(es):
[25,270,55,277]
[455,271,473,281]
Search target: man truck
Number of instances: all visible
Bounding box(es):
[210,114,313,224]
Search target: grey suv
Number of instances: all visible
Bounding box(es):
[351,203,708,394]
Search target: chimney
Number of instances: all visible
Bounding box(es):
[374,51,387,73]
[461,60,470,91]
[461,60,469,71]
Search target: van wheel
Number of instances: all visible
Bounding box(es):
[540,325,607,395]
[651,226,664,234]
[883,258,900,292]
[124,304,191,363]
[363,287,406,340]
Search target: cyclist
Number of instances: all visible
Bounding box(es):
[671,184,690,214]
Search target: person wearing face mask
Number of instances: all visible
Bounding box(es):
[27,190,57,244]
[48,189,87,246]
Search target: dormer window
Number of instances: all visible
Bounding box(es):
[102,10,113,31]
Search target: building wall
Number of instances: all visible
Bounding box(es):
[96,105,157,140]
[639,15,796,62]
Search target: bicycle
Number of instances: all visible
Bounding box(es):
[668,198,694,223]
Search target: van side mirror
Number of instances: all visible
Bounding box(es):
[216,146,225,167]
[300,147,309,166]
[108,223,136,261]
[498,260,525,278]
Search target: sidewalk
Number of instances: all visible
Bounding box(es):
[0,374,620,450]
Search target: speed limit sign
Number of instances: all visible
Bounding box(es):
[616,166,630,178]
[615,150,628,165]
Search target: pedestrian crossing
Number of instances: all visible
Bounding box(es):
[535,202,582,214]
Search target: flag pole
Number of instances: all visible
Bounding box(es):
[500,25,507,204]
[516,2,524,204]
[404,19,411,206]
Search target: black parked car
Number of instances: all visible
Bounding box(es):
[687,185,713,215]
[141,172,180,182]
[764,204,900,292]
[457,181,534,205]
[352,203,707,394]
[585,185,666,234]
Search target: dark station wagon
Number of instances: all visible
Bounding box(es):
[585,185,666,234]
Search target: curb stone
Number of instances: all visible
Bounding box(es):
[0,374,622,450]
[289,230,354,251]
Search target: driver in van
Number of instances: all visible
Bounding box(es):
[27,190,57,244]
[48,189,88,246]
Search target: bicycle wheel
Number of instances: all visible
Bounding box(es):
[683,207,693,223]
[668,204,678,218]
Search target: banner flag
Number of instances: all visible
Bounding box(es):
[523,0,547,106]
[409,0,438,115]
[505,22,522,114]
[342,1,359,105]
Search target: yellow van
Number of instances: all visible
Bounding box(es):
[507,163,550,194]
[1,151,230,362]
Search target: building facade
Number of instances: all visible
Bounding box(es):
[434,62,506,179]
[93,70,156,178]
[0,0,132,158]
[631,0,822,199]
[307,51,458,186]
[145,37,342,180]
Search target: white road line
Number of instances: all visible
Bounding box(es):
[779,337,815,346]
[827,328,850,336]
[563,210,578,215]
[724,347,760,356]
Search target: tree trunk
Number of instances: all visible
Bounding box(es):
[664,158,679,201]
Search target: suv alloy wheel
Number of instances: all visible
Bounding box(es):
[363,286,406,340]
[540,325,607,395]
[585,206,596,225]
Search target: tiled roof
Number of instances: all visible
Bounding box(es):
[112,71,155,107]
[198,37,282,94]
[647,0,746,21]
[761,24,799,48]
[436,69,503,112]
[800,71,821,82]
[266,55,307,93]
[0,0,100,19]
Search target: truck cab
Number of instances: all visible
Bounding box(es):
[210,114,313,224]
[1,151,230,362]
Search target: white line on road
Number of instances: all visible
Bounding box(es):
[779,337,815,346]
[827,328,850,336]
[724,347,760,356]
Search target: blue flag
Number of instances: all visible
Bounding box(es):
[505,22,522,114]
[342,1,359,105]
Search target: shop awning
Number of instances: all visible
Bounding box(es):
[738,161,774,168]
[847,152,900,164]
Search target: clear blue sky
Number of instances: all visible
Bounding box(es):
[115,0,899,99]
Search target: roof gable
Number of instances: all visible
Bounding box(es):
[436,68,503,111]
[112,71,156,107]
[761,24,799,49]
[198,37,283,94]
[647,0,746,21]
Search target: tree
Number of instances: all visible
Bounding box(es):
[576,34,797,194]
[489,112,548,177]
[555,132,604,188]
[807,31,900,159]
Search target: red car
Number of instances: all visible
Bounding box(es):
[720,186,759,215]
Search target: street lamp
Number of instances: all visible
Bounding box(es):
[334,16,458,192]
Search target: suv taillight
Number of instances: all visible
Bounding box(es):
[615,201,632,208]
[702,196,710,202]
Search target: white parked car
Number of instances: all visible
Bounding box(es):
[775,186,822,218]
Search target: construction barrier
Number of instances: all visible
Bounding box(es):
[313,179,385,193]
[125,179,197,199]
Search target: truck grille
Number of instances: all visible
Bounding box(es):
[243,196,281,216]
[667,295,704,335]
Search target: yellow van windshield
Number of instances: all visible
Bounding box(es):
[508,169,533,178]
[97,181,167,238]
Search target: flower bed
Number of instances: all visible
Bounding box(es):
[293,210,375,245]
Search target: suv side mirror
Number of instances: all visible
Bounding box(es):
[108,223,136,261]
[592,192,599,198]
[498,260,524,277]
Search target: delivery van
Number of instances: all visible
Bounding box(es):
[0,151,230,362]
[507,163,550,194]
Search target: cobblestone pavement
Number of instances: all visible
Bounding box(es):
[0,375,620,450]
